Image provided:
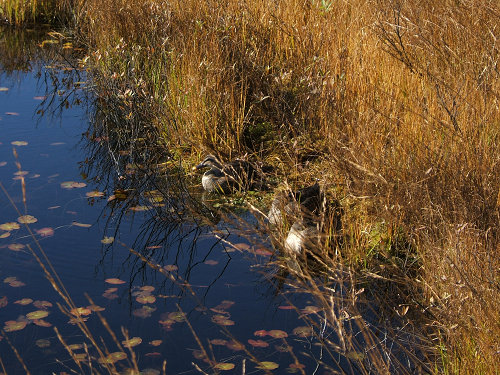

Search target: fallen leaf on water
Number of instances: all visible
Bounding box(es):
[36,227,54,237]
[17,215,37,224]
[0,222,20,231]
[0,232,11,238]
[293,326,313,337]
[226,341,245,351]
[11,140,27,145]
[101,236,114,244]
[70,307,91,316]
[209,339,227,346]
[0,296,7,308]
[72,221,91,228]
[167,312,185,322]
[0,87,8,91]
[163,265,178,272]
[14,298,33,305]
[33,96,47,101]
[248,339,269,348]
[36,339,51,348]
[105,278,125,285]
[301,305,321,315]
[256,361,279,370]
[86,190,104,198]
[87,304,105,312]
[4,321,27,332]
[268,330,288,338]
[149,340,162,347]
[14,171,28,176]
[8,243,25,251]
[214,363,235,371]
[27,310,49,320]
[132,306,156,318]
[289,363,306,369]
[122,337,142,348]
[61,181,87,189]
[204,260,218,266]
[98,352,127,364]
[33,319,52,327]
[254,330,268,337]
[33,300,52,309]
[278,305,295,310]
[254,248,273,256]
[50,142,65,146]
[0,162,6,166]
[129,205,150,212]
[136,295,156,304]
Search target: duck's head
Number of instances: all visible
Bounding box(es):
[196,154,222,170]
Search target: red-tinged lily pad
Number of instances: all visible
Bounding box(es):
[140,285,155,292]
[226,341,245,351]
[17,215,37,224]
[105,278,125,285]
[149,340,162,347]
[11,141,27,146]
[211,315,234,326]
[0,162,6,167]
[278,305,295,310]
[293,326,313,337]
[26,310,49,320]
[6,112,19,116]
[0,87,8,91]
[129,205,150,212]
[4,320,27,332]
[167,312,185,322]
[33,319,52,327]
[14,298,33,305]
[35,227,54,237]
[209,339,227,346]
[87,304,105,312]
[60,181,87,189]
[0,296,7,308]
[214,363,235,371]
[256,361,279,370]
[36,339,51,348]
[4,277,25,287]
[254,248,273,256]
[254,330,268,337]
[122,337,142,348]
[268,330,288,338]
[86,190,104,198]
[70,307,92,316]
[233,242,250,251]
[33,300,52,309]
[289,363,306,369]
[132,306,156,318]
[0,222,20,231]
[34,96,47,101]
[8,243,25,251]
[248,339,269,348]
[98,352,127,364]
[136,295,156,304]
[101,236,114,244]
[0,232,10,238]
[163,265,178,272]
[204,260,219,266]
[301,305,321,315]
[72,222,91,228]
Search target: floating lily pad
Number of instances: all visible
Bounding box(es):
[214,363,235,371]
[254,330,268,337]
[256,361,279,370]
[204,260,218,266]
[4,320,27,332]
[209,339,227,346]
[27,310,49,320]
[8,243,25,251]
[11,141,27,146]
[17,215,37,224]
[269,330,288,338]
[70,307,91,316]
[129,205,150,212]
[0,296,8,308]
[226,341,245,351]
[149,340,162,346]
[33,319,52,327]
[14,298,33,305]
[136,295,156,304]
[86,190,104,198]
[61,181,87,189]
[36,339,51,348]
[248,339,269,348]
[0,232,10,238]
[101,236,114,244]
[98,352,127,364]
[105,278,125,285]
[0,222,20,231]
[33,300,52,309]
[293,326,313,337]
[35,227,54,237]
[122,337,142,348]
[72,222,91,228]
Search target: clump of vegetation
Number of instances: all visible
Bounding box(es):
[2,0,498,372]
[0,0,76,25]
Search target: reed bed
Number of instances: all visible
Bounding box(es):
[3,0,498,372]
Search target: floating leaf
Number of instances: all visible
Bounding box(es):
[14,170,29,176]
[4,321,27,332]
[7,243,24,251]
[50,142,65,146]
[68,344,84,350]
[133,306,156,318]
[0,87,8,91]
[214,363,235,371]
[278,305,295,310]
[33,300,52,309]
[129,205,150,212]
[34,96,47,101]
[301,305,321,315]
[6,112,19,116]
[61,181,87,189]
[293,326,313,337]
[256,361,279,370]
[36,339,51,348]
[101,236,114,244]
[0,222,20,231]
[99,352,127,364]
[167,312,185,322]
[254,248,273,256]
[70,307,91,316]
[105,278,125,285]
[4,277,25,287]
[122,337,142,348]
[226,341,245,351]
[0,232,10,238]
[35,227,54,237]
[72,221,91,228]
[17,215,37,224]
[86,190,104,198]
[269,330,288,338]
[27,310,49,320]
[136,295,156,304]
[14,298,33,305]
[254,330,268,337]
[0,296,7,308]
[248,339,269,348]
[211,315,234,326]
[0,162,6,167]
[149,340,162,347]
[204,260,218,266]
[163,265,178,272]
[87,304,105,312]
[33,319,52,327]
[11,141,27,146]
[289,363,306,369]
[233,243,250,251]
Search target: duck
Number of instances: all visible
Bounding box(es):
[284,218,320,254]
[195,154,260,193]
[268,182,322,226]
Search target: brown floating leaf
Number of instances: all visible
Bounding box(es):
[0,296,7,308]
[293,326,313,337]
[11,140,27,145]
[209,339,227,346]
[33,300,52,309]
[26,310,49,320]
[0,222,20,231]
[122,337,142,348]
[254,330,268,337]
[163,265,178,272]
[0,162,6,166]
[61,181,87,189]
[14,298,33,306]
[33,319,52,327]
[70,307,92,316]
[101,236,114,244]
[256,361,279,370]
[0,87,8,91]
[0,232,10,238]
[268,330,288,338]
[8,243,25,251]
[214,363,235,371]
[136,295,156,304]
[105,278,125,285]
[35,227,54,237]
[129,205,150,212]
[248,339,269,348]
[98,352,127,364]
[72,221,91,228]
[149,340,162,347]
[133,306,156,318]
[17,215,37,224]
[86,190,104,198]
[204,260,218,266]
[226,341,245,351]
[4,321,27,332]
[87,304,105,312]
[36,339,51,348]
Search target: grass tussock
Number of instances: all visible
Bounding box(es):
[0,0,76,26]
[5,0,498,372]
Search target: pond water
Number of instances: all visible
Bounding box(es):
[0,30,336,375]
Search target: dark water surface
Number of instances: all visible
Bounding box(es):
[0,32,329,375]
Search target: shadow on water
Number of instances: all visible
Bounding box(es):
[0,26,435,375]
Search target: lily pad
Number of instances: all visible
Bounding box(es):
[256,361,279,370]
[35,227,54,237]
[14,298,33,305]
[122,337,142,348]
[214,363,235,371]
[4,321,27,332]
[0,222,20,231]
[136,295,156,304]
[269,330,288,338]
[101,236,114,244]
[105,278,125,285]
[11,141,28,146]
[61,181,87,189]
[17,215,37,224]
[26,310,49,320]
